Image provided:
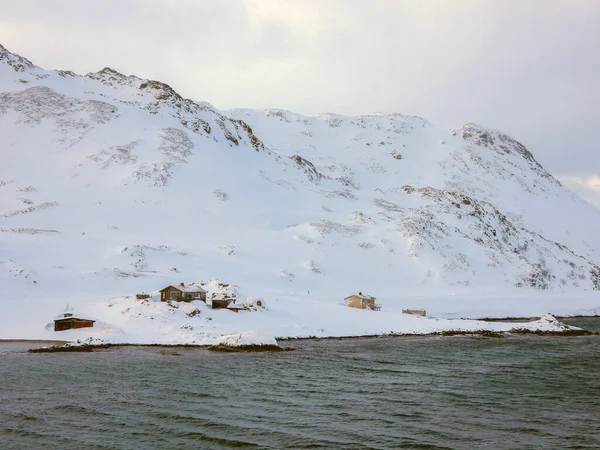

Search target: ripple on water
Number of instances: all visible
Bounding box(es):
[0,329,599,449]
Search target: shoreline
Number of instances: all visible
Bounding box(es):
[28,342,287,353]
[6,315,598,351]
[276,327,598,341]
[468,314,600,322]
[3,316,597,345]
[25,327,599,353]
[0,339,69,344]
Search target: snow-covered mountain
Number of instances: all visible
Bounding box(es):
[1,43,599,335]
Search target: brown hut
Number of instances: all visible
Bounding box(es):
[402,309,426,317]
[54,313,95,332]
[160,283,207,302]
[211,299,234,309]
[344,292,381,311]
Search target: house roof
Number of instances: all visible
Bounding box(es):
[54,316,95,323]
[160,284,206,293]
[344,293,376,301]
[227,303,246,310]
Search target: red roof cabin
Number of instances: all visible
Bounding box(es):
[54,313,95,332]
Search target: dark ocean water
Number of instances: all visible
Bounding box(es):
[1,318,599,449]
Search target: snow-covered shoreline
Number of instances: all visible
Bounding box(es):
[2,282,599,347]
[4,290,596,348]
[23,317,598,353]
[9,314,598,345]
[2,281,599,346]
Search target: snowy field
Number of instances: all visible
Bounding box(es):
[1,44,599,345]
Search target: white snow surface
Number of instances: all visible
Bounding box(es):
[0,44,599,344]
[218,331,279,348]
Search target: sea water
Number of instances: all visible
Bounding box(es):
[1,318,599,449]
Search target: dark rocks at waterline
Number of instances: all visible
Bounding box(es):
[28,343,292,353]
[29,344,114,353]
[208,344,292,353]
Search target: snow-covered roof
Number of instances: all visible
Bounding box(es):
[344,293,376,301]
[54,316,95,322]
[227,303,246,309]
[160,284,206,293]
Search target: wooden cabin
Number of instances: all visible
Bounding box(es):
[402,309,426,317]
[54,313,95,332]
[160,283,207,302]
[212,299,234,309]
[344,292,381,311]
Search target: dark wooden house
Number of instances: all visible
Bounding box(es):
[160,283,207,302]
[54,313,95,332]
[211,299,234,309]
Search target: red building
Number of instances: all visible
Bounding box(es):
[54,313,95,331]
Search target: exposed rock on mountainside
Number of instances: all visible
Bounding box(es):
[0,43,36,72]
[84,65,265,151]
[461,123,559,183]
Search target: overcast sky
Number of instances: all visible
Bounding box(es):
[1,0,599,205]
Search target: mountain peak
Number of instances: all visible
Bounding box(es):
[0,43,37,73]
[86,67,187,104]
[461,123,559,184]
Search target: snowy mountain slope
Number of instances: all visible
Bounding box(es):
[221,110,600,292]
[1,43,599,342]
